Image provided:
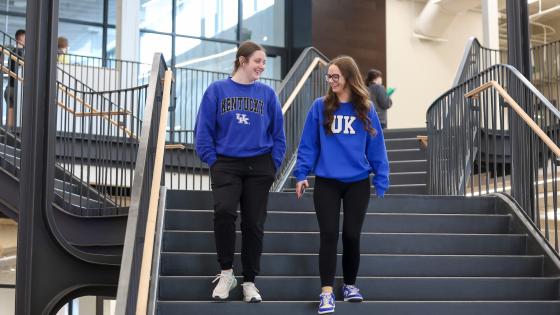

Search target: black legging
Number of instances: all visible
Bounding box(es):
[313,176,371,287]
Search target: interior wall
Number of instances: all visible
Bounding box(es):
[386,0,484,128]
[311,0,386,79]
[0,288,15,315]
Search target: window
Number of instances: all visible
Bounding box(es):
[59,0,104,23]
[140,0,172,33]
[175,37,237,72]
[242,0,284,47]
[175,0,238,41]
[140,32,172,65]
[59,22,103,57]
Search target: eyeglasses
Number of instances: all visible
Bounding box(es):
[325,74,340,82]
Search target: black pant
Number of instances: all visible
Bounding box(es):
[313,176,371,287]
[210,153,276,282]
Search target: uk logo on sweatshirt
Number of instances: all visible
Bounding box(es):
[331,115,356,134]
[236,113,250,125]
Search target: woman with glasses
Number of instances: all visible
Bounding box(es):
[195,41,286,303]
[293,55,389,314]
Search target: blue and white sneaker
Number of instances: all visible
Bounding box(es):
[342,284,363,302]
[318,292,335,314]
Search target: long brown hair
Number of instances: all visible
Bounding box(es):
[323,56,376,136]
[232,41,265,75]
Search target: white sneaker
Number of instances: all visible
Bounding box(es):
[241,282,262,303]
[212,270,237,300]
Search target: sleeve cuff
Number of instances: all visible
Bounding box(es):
[207,156,217,167]
[296,174,307,182]
[376,188,386,198]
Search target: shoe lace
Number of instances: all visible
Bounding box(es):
[212,273,233,289]
[320,292,333,306]
[345,285,360,295]
[241,282,260,293]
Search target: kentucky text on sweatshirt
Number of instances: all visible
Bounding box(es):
[293,97,390,196]
[194,78,286,169]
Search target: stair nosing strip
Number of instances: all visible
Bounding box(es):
[160,252,543,258]
[163,230,527,236]
[159,275,560,280]
[165,210,511,217]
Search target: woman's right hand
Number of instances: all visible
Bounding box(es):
[295,180,309,199]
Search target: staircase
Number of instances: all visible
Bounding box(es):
[149,190,560,315]
[281,128,428,195]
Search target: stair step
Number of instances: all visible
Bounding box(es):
[385,138,421,150]
[284,186,429,195]
[383,128,427,140]
[157,301,560,315]
[387,149,426,161]
[160,253,544,277]
[387,184,427,195]
[164,210,511,233]
[284,172,427,188]
[390,160,427,173]
[163,231,527,255]
[390,172,427,185]
[158,277,560,301]
[165,192,496,213]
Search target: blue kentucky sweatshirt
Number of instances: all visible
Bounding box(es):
[194,77,286,169]
[293,97,390,197]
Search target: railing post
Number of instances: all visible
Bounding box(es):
[507,0,535,217]
[16,0,59,313]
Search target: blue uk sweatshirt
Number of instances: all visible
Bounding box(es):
[194,78,286,169]
[293,97,390,197]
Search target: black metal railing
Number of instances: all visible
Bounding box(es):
[272,47,329,191]
[427,64,560,252]
[454,37,507,86]
[115,53,170,315]
[0,35,149,215]
[55,77,147,211]
[455,37,560,106]
[58,53,151,90]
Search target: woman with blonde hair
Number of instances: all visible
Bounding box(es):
[293,55,389,314]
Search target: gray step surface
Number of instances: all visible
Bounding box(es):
[387,184,427,195]
[158,276,560,301]
[163,231,527,255]
[165,191,496,214]
[383,128,427,140]
[164,210,511,233]
[387,148,426,161]
[384,138,421,150]
[390,160,427,173]
[285,172,427,187]
[160,253,544,277]
[157,301,560,315]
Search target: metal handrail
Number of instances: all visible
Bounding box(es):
[271,47,329,192]
[282,57,328,114]
[114,53,170,314]
[465,80,560,157]
[427,64,560,252]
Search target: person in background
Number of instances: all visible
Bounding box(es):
[3,29,25,129]
[293,56,389,314]
[194,41,286,303]
[364,69,394,129]
[57,36,69,63]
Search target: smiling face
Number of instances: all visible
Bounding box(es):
[327,64,346,95]
[241,50,266,81]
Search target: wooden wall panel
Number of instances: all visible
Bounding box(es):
[312,0,386,80]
